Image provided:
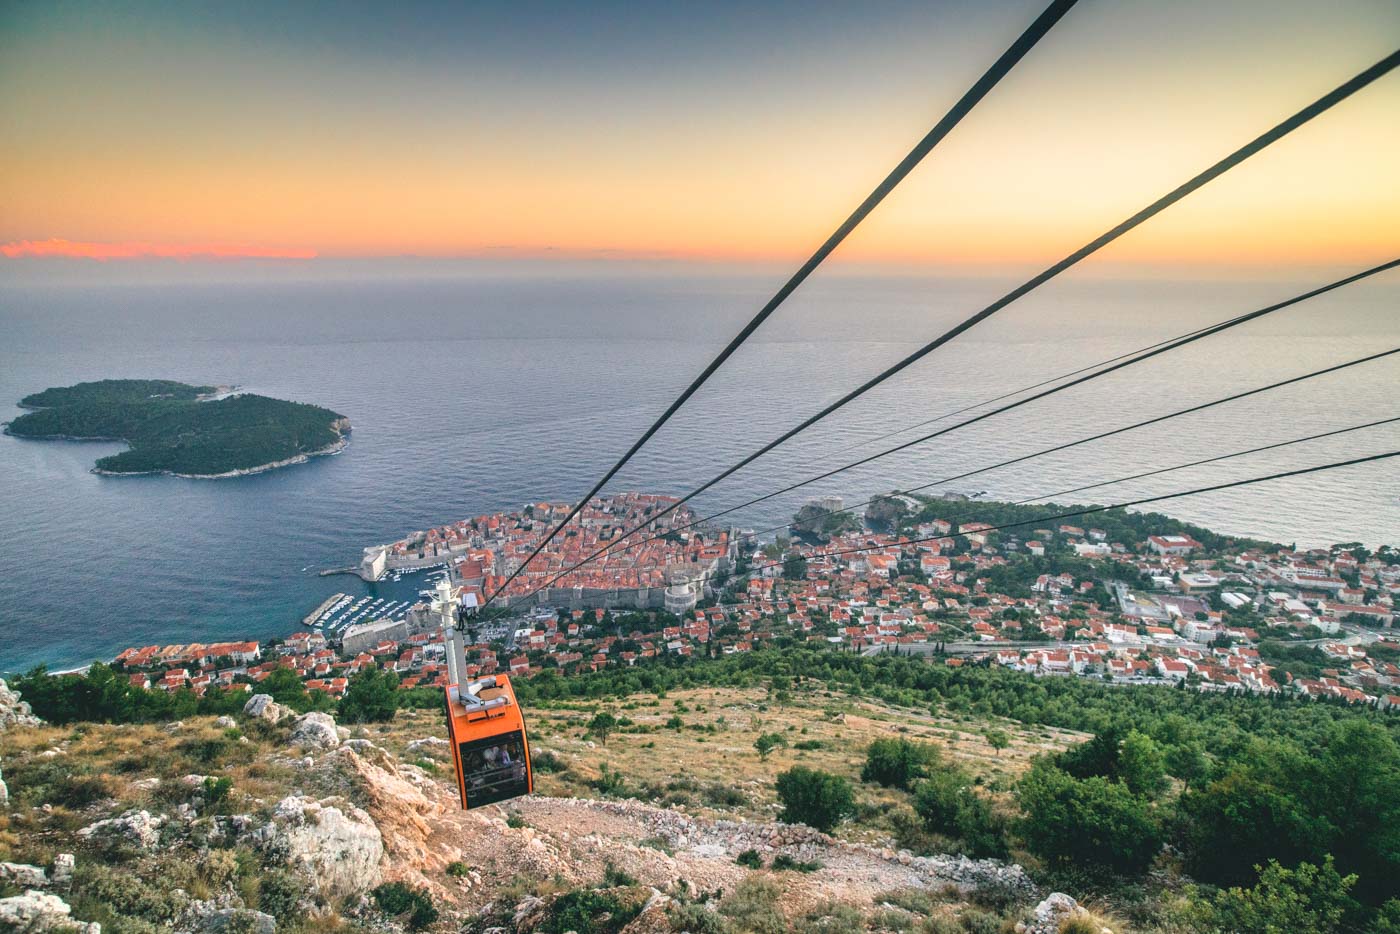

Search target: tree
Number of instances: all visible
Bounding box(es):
[754,732,787,761]
[1209,856,1358,934]
[1373,900,1400,934]
[913,769,1007,859]
[783,553,809,580]
[861,737,936,789]
[1016,760,1164,876]
[1058,727,1166,797]
[984,729,1010,757]
[1185,775,1319,885]
[1117,731,1168,797]
[1308,720,1400,905]
[587,711,618,745]
[775,767,855,833]
[261,665,313,710]
[338,666,401,723]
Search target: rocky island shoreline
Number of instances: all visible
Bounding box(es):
[4,379,350,479]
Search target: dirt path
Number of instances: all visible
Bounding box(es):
[351,747,1030,921]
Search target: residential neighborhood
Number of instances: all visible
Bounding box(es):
[108,494,1400,710]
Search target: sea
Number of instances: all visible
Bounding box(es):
[2,262,1397,673]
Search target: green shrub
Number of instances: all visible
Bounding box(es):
[70,863,185,927]
[735,849,764,869]
[668,901,732,933]
[754,732,788,760]
[370,881,438,930]
[542,889,641,934]
[252,869,307,925]
[702,783,747,809]
[180,735,235,765]
[338,667,401,723]
[771,854,821,873]
[202,776,233,807]
[446,861,471,877]
[793,900,863,934]
[587,712,619,744]
[7,760,114,809]
[1015,761,1164,876]
[1209,856,1359,934]
[875,887,957,916]
[912,771,1007,859]
[862,737,937,790]
[532,749,568,773]
[869,907,915,931]
[775,767,855,833]
[957,908,1003,934]
[602,862,637,887]
[720,878,787,934]
[591,764,628,797]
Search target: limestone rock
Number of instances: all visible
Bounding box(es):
[179,900,276,934]
[259,795,382,900]
[0,890,99,933]
[0,763,8,807]
[243,694,289,724]
[50,855,74,889]
[512,895,547,928]
[1017,893,1086,934]
[77,810,164,851]
[0,680,41,731]
[331,747,441,871]
[0,862,49,888]
[406,737,449,758]
[214,716,237,729]
[289,712,340,750]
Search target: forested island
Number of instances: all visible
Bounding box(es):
[4,378,350,478]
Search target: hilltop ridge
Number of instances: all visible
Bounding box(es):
[0,680,1085,933]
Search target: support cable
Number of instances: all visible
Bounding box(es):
[482,0,1082,606]
[502,52,1400,597]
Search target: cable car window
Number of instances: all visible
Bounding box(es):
[459,730,529,807]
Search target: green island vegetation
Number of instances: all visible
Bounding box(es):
[790,500,863,540]
[5,378,349,476]
[12,642,1400,931]
[905,492,1279,553]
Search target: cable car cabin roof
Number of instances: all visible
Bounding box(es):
[445,674,533,810]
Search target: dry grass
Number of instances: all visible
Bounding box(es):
[365,685,1083,845]
[0,716,300,861]
[1060,904,1127,934]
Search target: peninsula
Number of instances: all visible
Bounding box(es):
[4,378,350,478]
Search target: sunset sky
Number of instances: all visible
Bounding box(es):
[2,0,1397,270]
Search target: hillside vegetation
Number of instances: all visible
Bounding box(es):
[7,647,1400,932]
[6,379,348,476]
[0,682,1073,934]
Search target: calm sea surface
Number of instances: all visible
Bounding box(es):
[2,266,1397,672]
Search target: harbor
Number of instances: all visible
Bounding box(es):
[299,563,455,642]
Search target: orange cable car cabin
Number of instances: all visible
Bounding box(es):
[443,615,533,809]
[444,673,533,809]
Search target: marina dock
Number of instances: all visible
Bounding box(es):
[302,593,347,626]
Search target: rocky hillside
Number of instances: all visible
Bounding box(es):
[0,679,1109,933]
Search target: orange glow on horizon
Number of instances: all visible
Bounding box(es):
[0,238,318,261]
